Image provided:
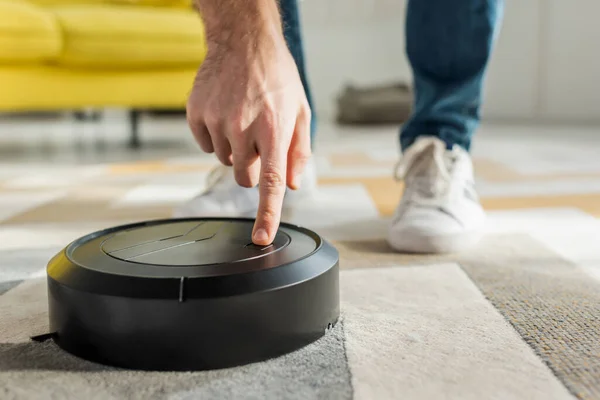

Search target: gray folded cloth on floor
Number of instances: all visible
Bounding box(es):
[336,81,413,125]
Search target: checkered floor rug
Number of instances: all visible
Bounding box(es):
[1,232,598,399]
[1,130,600,398]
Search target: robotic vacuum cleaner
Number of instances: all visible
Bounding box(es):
[45,218,339,371]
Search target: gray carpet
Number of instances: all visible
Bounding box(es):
[0,323,351,400]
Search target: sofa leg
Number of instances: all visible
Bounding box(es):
[74,109,101,122]
[129,109,141,149]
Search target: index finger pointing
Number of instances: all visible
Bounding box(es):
[252,142,287,246]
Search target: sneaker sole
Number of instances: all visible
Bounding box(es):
[386,229,483,254]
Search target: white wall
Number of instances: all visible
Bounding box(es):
[300,0,409,118]
[482,0,541,120]
[299,0,600,123]
[541,1,600,122]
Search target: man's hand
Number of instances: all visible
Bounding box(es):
[188,0,311,245]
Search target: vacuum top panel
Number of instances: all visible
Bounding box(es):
[60,218,322,280]
[101,219,291,266]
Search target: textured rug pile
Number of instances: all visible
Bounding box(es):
[1,233,598,399]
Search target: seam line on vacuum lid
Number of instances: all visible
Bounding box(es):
[102,221,207,254]
[124,241,197,260]
[182,221,207,236]
[178,277,186,302]
[112,222,220,259]
[120,223,220,260]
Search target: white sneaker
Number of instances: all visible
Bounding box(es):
[173,158,318,218]
[387,136,485,254]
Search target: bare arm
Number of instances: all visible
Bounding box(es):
[188,0,312,245]
[195,0,283,49]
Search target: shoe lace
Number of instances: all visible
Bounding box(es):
[393,139,459,203]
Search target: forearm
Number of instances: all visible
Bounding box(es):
[194,0,283,50]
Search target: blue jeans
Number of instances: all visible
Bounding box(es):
[280,0,317,139]
[281,0,504,151]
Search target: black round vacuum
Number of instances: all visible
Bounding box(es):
[46,218,339,371]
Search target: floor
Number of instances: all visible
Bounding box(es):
[1,113,599,399]
[1,113,599,279]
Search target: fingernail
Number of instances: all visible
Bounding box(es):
[253,229,268,244]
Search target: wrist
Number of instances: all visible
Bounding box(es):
[206,25,282,56]
[197,0,283,52]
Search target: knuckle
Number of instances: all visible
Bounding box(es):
[237,179,254,188]
[219,158,233,167]
[203,109,222,130]
[214,149,231,165]
[260,205,279,222]
[197,135,212,150]
[260,107,277,130]
[234,170,254,188]
[261,167,285,190]
[228,118,245,138]
[214,152,225,163]
[200,144,214,154]
[223,155,234,166]
[291,150,311,165]
[186,109,202,127]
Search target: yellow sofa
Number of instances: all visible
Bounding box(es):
[0,0,207,146]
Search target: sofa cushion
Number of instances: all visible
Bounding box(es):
[50,4,206,68]
[0,0,62,63]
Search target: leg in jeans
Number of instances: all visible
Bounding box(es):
[401,0,504,151]
[389,0,504,254]
[279,0,317,142]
